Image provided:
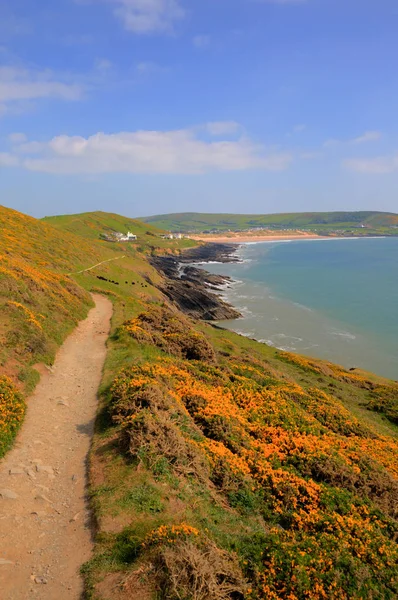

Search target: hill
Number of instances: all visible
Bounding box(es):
[142,211,398,234]
[43,211,163,240]
[0,206,190,457]
[1,205,398,599]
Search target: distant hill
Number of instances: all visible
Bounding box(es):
[43,210,163,240]
[142,211,398,233]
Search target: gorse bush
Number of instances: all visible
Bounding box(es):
[122,303,216,363]
[107,354,398,599]
[0,376,26,458]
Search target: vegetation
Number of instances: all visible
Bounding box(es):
[1,204,398,599]
[86,301,398,599]
[142,211,398,235]
[0,205,188,450]
[0,376,26,458]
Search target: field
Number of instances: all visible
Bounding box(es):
[142,211,398,235]
[1,204,398,599]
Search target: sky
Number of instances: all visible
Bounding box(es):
[1,0,398,218]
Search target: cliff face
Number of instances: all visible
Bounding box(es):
[149,243,241,321]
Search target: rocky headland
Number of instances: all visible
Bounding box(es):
[149,243,241,321]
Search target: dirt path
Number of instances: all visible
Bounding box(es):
[0,294,113,599]
[68,255,125,276]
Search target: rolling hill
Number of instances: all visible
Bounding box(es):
[1,205,398,599]
[142,211,398,233]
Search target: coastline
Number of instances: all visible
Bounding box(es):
[149,243,241,321]
[189,234,389,244]
[190,233,326,244]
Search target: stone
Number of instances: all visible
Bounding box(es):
[70,512,80,522]
[9,468,24,475]
[57,400,69,407]
[34,576,48,584]
[34,494,52,504]
[35,484,50,492]
[0,489,18,500]
[26,469,36,479]
[36,465,54,476]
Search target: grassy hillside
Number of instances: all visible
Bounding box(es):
[142,211,398,234]
[0,206,190,456]
[43,211,163,240]
[84,302,398,600]
[1,205,398,599]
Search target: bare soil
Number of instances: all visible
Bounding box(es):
[0,294,112,600]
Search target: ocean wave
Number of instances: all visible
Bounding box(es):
[329,330,357,341]
[273,333,304,342]
[293,302,313,312]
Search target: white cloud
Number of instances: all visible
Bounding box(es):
[293,124,306,133]
[193,35,210,49]
[205,121,241,136]
[350,130,382,145]
[6,127,292,174]
[108,0,185,34]
[8,132,27,144]
[0,66,83,114]
[324,130,382,148]
[0,152,19,167]
[344,155,398,175]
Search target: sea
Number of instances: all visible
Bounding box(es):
[204,237,398,381]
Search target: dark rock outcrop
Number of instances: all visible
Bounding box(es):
[149,244,241,321]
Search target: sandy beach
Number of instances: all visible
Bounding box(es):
[190,232,324,244]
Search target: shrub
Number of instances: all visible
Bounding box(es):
[144,527,246,600]
[123,304,216,363]
[0,376,26,457]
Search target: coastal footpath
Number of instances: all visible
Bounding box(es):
[1,206,398,600]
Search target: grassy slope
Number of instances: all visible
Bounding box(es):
[84,302,398,600]
[142,211,398,234]
[0,205,190,456]
[2,206,398,599]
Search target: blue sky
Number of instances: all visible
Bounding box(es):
[1,0,398,218]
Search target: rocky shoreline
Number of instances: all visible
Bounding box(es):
[149,243,241,321]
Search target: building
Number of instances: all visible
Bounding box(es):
[101,230,137,242]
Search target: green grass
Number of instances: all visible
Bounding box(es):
[142,210,398,234]
[2,203,398,599]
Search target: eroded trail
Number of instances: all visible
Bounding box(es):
[0,294,112,599]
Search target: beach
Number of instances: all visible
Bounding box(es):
[190,232,326,243]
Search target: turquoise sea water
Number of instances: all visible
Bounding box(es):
[205,238,398,380]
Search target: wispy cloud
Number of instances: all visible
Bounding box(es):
[344,155,398,174]
[95,58,113,71]
[0,66,84,115]
[324,130,382,148]
[8,132,28,144]
[5,127,292,174]
[193,35,210,49]
[0,152,19,167]
[351,131,382,145]
[86,0,185,34]
[135,61,169,75]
